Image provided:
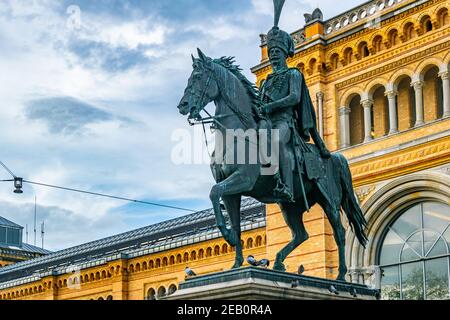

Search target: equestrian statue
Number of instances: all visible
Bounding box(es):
[177,0,367,281]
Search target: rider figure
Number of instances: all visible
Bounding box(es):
[260,26,331,203]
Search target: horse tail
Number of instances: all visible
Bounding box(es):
[335,153,368,247]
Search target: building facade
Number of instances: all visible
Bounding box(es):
[0,0,448,300]
[253,0,450,300]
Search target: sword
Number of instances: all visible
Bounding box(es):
[292,127,310,213]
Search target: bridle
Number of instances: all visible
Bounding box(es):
[186,66,255,131]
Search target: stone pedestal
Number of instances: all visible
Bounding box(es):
[165,267,380,300]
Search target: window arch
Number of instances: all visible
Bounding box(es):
[168,284,177,295]
[157,286,166,299]
[214,245,220,256]
[176,254,182,263]
[146,288,156,300]
[169,255,175,265]
[190,251,197,261]
[378,202,450,300]
[183,252,189,262]
[198,249,205,259]
[222,244,228,254]
[247,238,254,249]
[162,257,168,267]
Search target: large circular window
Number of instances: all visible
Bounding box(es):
[379,202,450,300]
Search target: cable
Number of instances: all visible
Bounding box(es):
[23,180,197,213]
[0,161,16,178]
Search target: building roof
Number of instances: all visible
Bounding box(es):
[0,242,52,256]
[0,198,265,286]
[0,216,22,229]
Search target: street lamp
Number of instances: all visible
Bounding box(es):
[14,177,23,194]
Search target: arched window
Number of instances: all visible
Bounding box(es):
[330,53,339,71]
[198,249,205,259]
[388,29,399,47]
[168,284,177,295]
[155,259,161,268]
[247,238,254,249]
[403,22,416,41]
[256,236,263,247]
[421,16,433,33]
[191,251,197,261]
[146,288,156,300]
[169,256,175,265]
[183,252,189,262]
[106,295,113,300]
[157,286,166,299]
[214,245,220,256]
[162,257,168,267]
[372,35,383,53]
[135,264,140,272]
[149,260,154,269]
[177,254,182,263]
[206,247,212,257]
[437,8,449,27]
[343,48,353,65]
[222,244,228,254]
[358,42,370,59]
[378,202,450,300]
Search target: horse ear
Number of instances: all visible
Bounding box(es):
[197,48,207,61]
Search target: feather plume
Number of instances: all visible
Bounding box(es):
[273,0,286,27]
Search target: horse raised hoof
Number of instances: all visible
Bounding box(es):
[273,261,286,272]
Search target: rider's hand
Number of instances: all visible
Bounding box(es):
[263,103,274,115]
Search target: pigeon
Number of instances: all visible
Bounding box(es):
[349,287,357,298]
[328,285,339,295]
[258,259,270,268]
[247,255,259,267]
[298,265,305,275]
[185,267,196,277]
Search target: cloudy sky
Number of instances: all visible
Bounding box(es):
[0,0,364,251]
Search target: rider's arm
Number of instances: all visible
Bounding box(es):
[265,69,302,113]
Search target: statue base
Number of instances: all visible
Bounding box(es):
[165,267,380,300]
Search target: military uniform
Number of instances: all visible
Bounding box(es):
[262,25,330,202]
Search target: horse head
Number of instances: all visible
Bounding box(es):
[177,48,219,121]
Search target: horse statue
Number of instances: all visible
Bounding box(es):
[177,49,367,281]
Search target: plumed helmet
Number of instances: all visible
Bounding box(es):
[267,0,295,58]
[267,26,295,58]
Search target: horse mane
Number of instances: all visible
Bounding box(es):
[212,57,261,111]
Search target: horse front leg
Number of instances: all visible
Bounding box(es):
[222,195,243,269]
[209,170,256,266]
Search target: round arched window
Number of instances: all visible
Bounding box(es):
[379,202,450,300]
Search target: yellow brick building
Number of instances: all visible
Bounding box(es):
[0,0,449,300]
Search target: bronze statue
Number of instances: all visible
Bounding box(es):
[177,0,367,281]
[261,15,331,203]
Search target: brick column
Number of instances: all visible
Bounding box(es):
[439,71,450,118]
[385,89,398,135]
[339,106,351,148]
[411,80,425,126]
[361,99,374,143]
